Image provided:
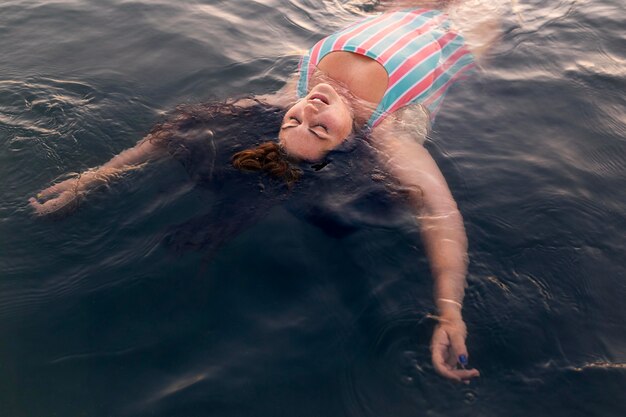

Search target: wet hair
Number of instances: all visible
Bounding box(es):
[232,141,301,186]
[146,97,418,256]
[145,98,301,185]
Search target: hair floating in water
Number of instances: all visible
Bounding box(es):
[232,141,301,186]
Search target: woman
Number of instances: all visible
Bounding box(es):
[30,0,503,383]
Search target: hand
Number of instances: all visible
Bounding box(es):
[29,178,81,216]
[431,317,480,383]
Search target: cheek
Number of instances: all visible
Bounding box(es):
[331,107,354,140]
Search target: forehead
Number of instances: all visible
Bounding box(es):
[285,99,305,112]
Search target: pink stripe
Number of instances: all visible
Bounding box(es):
[378,13,446,64]
[386,73,436,115]
[308,39,324,69]
[357,9,427,53]
[431,47,471,82]
[422,60,476,108]
[304,39,325,87]
[387,31,457,88]
[387,41,439,88]
[435,30,458,50]
[386,49,467,116]
[332,13,396,51]
[393,52,474,114]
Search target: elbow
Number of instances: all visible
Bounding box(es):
[420,198,463,223]
[418,204,468,248]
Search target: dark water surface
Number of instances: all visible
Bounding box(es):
[1,0,625,416]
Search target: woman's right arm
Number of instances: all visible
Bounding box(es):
[29,136,168,216]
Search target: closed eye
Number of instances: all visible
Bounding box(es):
[309,126,329,140]
[281,117,301,130]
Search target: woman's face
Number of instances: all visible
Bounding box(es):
[279,83,354,161]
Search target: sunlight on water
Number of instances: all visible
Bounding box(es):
[1,0,625,416]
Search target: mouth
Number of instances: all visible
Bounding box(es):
[308,93,329,105]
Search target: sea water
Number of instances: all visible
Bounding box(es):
[1,1,625,416]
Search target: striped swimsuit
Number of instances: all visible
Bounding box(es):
[296,9,475,128]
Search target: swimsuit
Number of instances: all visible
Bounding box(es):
[296,9,475,128]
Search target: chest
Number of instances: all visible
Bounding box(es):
[317,51,388,104]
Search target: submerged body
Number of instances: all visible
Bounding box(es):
[30,0,504,383]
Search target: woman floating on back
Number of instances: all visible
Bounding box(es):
[31,0,505,383]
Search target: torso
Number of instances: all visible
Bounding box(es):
[296,8,475,128]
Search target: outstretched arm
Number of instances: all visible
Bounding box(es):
[371,119,480,383]
[29,136,168,216]
[29,76,297,217]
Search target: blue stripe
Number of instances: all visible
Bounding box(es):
[383,29,447,81]
[354,10,439,57]
[297,54,310,98]
[426,94,445,121]
[316,32,342,63]
[387,50,442,102]
[315,16,375,61]
[331,12,408,58]
[439,33,466,60]
[427,53,474,99]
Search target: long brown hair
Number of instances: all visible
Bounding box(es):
[232,141,301,186]
[145,98,300,185]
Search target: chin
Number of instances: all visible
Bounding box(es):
[280,140,325,162]
[293,150,325,163]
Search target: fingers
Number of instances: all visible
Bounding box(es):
[432,341,455,378]
[38,183,64,199]
[29,191,78,216]
[432,355,477,382]
[431,328,461,381]
[450,331,468,364]
[445,367,480,384]
[432,323,465,366]
[431,323,480,383]
[431,338,448,372]
[432,343,480,383]
[29,197,57,216]
[28,197,44,215]
[37,186,57,199]
[38,178,78,199]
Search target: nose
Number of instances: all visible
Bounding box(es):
[304,101,322,116]
[302,104,320,125]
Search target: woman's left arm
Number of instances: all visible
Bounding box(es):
[371,122,480,383]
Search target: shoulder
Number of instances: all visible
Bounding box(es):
[371,104,430,145]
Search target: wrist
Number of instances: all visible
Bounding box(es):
[436,298,463,321]
[78,167,119,190]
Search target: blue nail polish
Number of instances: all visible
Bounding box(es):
[459,354,468,366]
